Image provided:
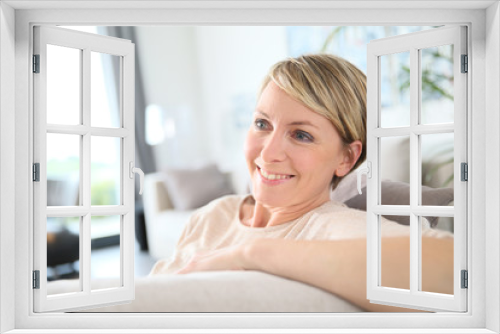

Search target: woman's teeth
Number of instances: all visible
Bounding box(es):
[259,168,292,180]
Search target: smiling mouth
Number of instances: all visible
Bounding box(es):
[257,167,295,181]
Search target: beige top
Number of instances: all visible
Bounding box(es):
[150,194,452,275]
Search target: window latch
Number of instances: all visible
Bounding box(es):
[356,161,372,195]
[129,162,144,195]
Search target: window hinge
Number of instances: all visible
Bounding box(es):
[33,163,40,182]
[461,270,468,289]
[461,54,468,73]
[33,270,40,289]
[461,162,468,181]
[33,54,40,73]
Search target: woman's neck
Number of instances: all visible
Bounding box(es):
[240,194,330,228]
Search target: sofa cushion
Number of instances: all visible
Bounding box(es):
[48,271,364,313]
[163,164,234,210]
[330,170,365,203]
[331,171,454,227]
[345,180,454,227]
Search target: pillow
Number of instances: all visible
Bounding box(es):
[344,180,454,227]
[330,170,365,203]
[163,164,234,210]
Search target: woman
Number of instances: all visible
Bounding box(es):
[151,54,453,312]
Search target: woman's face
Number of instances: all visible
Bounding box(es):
[244,81,350,208]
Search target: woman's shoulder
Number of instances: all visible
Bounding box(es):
[180,194,247,235]
[290,200,369,239]
[304,200,369,227]
[312,200,367,218]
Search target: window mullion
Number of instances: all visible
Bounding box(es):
[46,124,88,135]
[82,47,91,295]
[46,205,128,217]
[373,124,454,137]
[373,205,454,217]
[45,125,129,138]
[409,46,420,295]
[122,53,135,290]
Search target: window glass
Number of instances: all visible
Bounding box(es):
[47,133,80,206]
[421,216,454,295]
[420,45,454,125]
[91,215,121,290]
[47,44,81,125]
[47,217,81,295]
[91,136,121,206]
[380,215,410,290]
[380,136,410,205]
[421,133,454,205]
[380,52,411,128]
[91,52,121,128]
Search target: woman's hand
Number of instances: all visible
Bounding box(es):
[175,244,249,275]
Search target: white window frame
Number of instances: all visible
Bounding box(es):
[366,26,468,312]
[1,1,499,333]
[33,25,136,313]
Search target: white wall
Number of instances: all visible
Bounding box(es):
[135,26,288,172]
[135,26,207,169]
[193,26,288,172]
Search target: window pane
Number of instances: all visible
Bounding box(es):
[380,215,410,290]
[380,136,410,205]
[421,133,454,206]
[420,45,454,125]
[421,216,454,295]
[47,44,81,125]
[47,217,81,295]
[91,52,121,128]
[47,133,80,206]
[91,215,121,290]
[91,136,121,206]
[380,52,410,128]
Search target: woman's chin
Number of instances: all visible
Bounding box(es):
[252,191,291,208]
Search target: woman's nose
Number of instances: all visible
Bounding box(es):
[260,132,286,163]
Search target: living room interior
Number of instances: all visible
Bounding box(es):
[45,25,457,312]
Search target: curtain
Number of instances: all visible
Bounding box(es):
[100,26,156,250]
[100,26,156,176]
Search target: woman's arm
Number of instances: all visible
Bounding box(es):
[177,236,453,312]
[241,237,453,312]
[177,237,453,312]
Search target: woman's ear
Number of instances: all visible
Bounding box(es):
[335,140,363,177]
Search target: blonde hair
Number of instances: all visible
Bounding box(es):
[258,53,366,190]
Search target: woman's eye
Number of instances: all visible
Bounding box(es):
[294,130,314,143]
[254,119,268,130]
